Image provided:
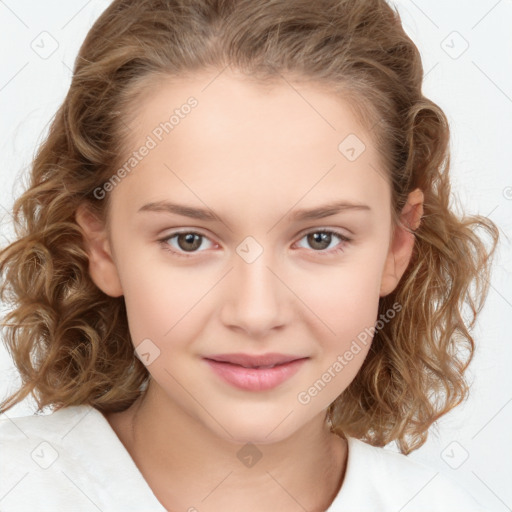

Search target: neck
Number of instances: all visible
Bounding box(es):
[105,380,347,512]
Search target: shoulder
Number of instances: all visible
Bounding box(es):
[0,405,93,509]
[0,404,99,468]
[329,436,486,512]
[0,404,165,511]
[0,404,96,461]
[0,403,94,439]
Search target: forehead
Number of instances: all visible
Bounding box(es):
[110,70,390,222]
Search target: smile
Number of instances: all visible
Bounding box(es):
[203,357,308,391]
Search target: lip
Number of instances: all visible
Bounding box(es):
[203,353,309,391]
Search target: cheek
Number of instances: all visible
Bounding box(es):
[110,218,233,357]
[292,258,383,333]
[121,277,212,379]
[290,259,383,398]
[118,255,209,345]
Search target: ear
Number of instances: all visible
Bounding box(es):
[75,203,124,298]
[379,188,424,297]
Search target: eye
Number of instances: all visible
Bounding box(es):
[158,228,352,259]
[158,230,215,258]
[294,229,352,255]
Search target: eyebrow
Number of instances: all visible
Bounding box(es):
[137,200,371,222]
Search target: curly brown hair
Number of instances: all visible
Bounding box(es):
[0,0,500,454]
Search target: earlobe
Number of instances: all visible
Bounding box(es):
[379,188,424,297]
[75,203,124,298]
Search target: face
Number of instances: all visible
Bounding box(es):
[77,69,422,444]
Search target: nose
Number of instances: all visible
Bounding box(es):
[219,248,290,338]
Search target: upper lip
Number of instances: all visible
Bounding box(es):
[204,353,308,368]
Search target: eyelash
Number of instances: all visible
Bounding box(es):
[157,228,352,259]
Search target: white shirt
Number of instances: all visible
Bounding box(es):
[0,404,486,511]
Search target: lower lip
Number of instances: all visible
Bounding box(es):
[204,358,308,391]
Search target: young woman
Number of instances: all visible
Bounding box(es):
[0,1,499,510]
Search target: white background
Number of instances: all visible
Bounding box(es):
[0,1,511,510]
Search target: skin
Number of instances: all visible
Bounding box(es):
[75,68,423,512]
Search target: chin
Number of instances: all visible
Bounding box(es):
[205,409,304,446]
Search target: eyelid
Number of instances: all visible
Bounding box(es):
[158,225,352,241]
[293,227,352,256]
[157,227,215,244]
[157,226,353,258]
[297,225,352,240]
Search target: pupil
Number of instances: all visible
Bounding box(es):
[309,232,330,250]
[179,233,201,251]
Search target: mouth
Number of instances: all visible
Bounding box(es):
[203,353,309,391]
[204,352,307,368]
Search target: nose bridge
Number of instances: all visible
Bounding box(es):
[220,237,288,335]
